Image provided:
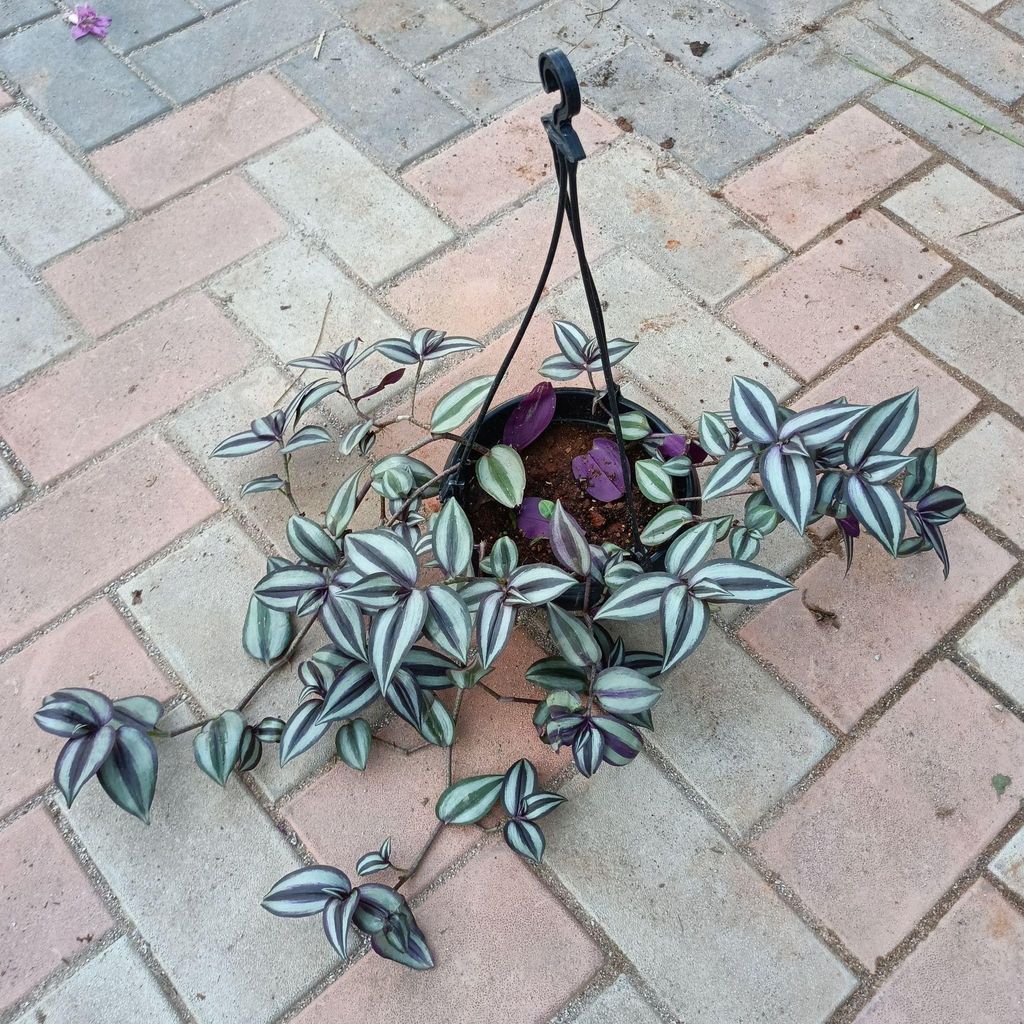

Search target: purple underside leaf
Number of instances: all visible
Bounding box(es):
[572,437,627,501]
[503,382,556,451]
[518,497,553,539]
[355,368,405,403]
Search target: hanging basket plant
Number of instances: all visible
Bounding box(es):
[32,48,966,975]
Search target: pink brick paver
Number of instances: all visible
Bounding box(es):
[796,332,978,448]
[0,436,220,650]
[0,599,173,818]
[90,75,317,211]
[386,196,610,339]
[726,210,951,380]
[853,880,1024,1023]
[756,663,1024,968]
[0,807,114,1010]
[740,518,1014,731]
[404,93,620,228]
[0,293,250,483]
[293,843,603,1024]
[43,175,284,337]
[725,106,929,249]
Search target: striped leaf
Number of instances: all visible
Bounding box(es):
[339,420,374,456]
[520,791,566,820]
[603,556,642,590]
[660,585,710,671]
[287,379,341,424]
[335,718,372,770]
[615,411,651,441]
[35,688,113,737]
[279,700,333,766]
[96,725,158,822]
[913,514,951,579]
[280,425,333,454]
[356,838,393,876]
[477,590,516,668]
[320,591,367,661]
[432,499,473,578]
[316,664,377,725]
[111,695,162,731]
[505,563,576,606]
[338,572,401,611]
[325,468,363,537]
[345,530,418,587]
[482,536,518,578]
[501,758,538,816]
[572,721,605,777]
[194,710,246,785]
[729,526,761,561]
[593,715,643,766]
[322,895,359,959]
[593,667,663,715]
[476,444,526,508]
[593,572,676,621]
[779,402,867,447]
[761,446,816,533]
[351,882,406,933]
[640,505,693,546]
[241,474,286,497]
[549,500,591,575]
[553,320,589,363]
[430,375,496,434]
[262,865,352,917]
[636,459,674,504]
[419,694,455,746]
[589,337,638,370]
[902,447,937,502]
[539,353,583,380]
[730,376,781,444]
[435,774,504,824]
[689,558,795,604]
[846,476,905,556]
[370,914,435,971]
[369,590,429,693]
[256,717,285,743]
[917,485,965,524]
[422,333,482,360]
[424,585,471,664]
[861,452,916,484]
[665,520,717,579]
[254,566,326,612]
[698,412,733,456]
[55,724,115,806]
[504,819,545,864]
[525,656,588,693]
[402,646,460,690]
[210,429,276,458]
[845,389,919,467]
[547,604,601,667]
[237,727,262,772]
[369,337,419,364]
[243,594,293,664]
[702,447,757,500]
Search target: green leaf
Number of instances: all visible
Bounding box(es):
[430,375,495,434]
[280,425,333,454]
[992,774,1012,798]
[241,474,287,497]
[761,446,816,533]
[97,725,158,823]
[659,586,709,671]
[613,411,650,441]
[845,390,919,466]
[287,516,341,567]
[635,459,674,503]
[729,377,781,444]
[436,774,504,824]
[432,499,473,578]
[55,724,115,807]
[504,819,545,863]
[325,468,363,537]
[476,444,526,508]
[846,476,905,556]
[593,666,663,714]
[640,505,693,546]
[546,604,601,667]
[335,719,372,771]
[242,594,293,665]
[194,710,247,786]
[665,520,717,578]
[698,412,733,456]
[702,448,756,500]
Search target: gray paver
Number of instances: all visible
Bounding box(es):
[990,826,1024,899]
[280,28,469,168]
[885,165,1024,302]
[555,249,796,422]
[0,0,52,35]
[617,0,767,80]
[999,1,1024,34]
[870,65,1024,203]
[210,236,403,406]
[246,124,453,286]
[959,578,1024,708]
[900,277,1024,415]
[724,16,910,137]
[864,0,1024,104]
[422,0,623,117]
[721,0,850,39]
[0,110,122,266]
[449,0,544,28]
[97,0,201,53]
[324,0,480,63]
[133,0,336,103]
[545,753,855,1023]
[584,142,785,303]
[573,976,662,1024]
[0,16,168,149]
[0,246,78,388]
[0,456,24,511]
[12,937,179,1024]
[65,705,336,1024]
[584,43,777,181]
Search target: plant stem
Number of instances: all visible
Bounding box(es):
[237,616,317,713]
[281,453,302,515]
[272,293,333,408]
[409,362,423,420]
[478,682,541,705]
[155,718,213,739]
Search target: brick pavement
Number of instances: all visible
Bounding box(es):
[0,1,1022,1021]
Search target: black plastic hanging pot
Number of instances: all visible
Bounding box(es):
[440,387,702,610]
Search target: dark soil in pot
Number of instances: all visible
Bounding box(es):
[441,388,701,606]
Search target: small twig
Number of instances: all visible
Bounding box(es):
[478,682,541,706]
[956,211,1024,238]
[801,589,840,630]
[394,821,445,892]
[156,718,213,739]
[313,29,326,61]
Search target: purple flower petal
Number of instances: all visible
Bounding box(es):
[503,382,556,451]
[518,497,553,539]
[572,436,627,501]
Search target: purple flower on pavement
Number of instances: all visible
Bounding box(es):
[67,5,112,39]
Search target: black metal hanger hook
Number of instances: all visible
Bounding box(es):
[539,48,586,164]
